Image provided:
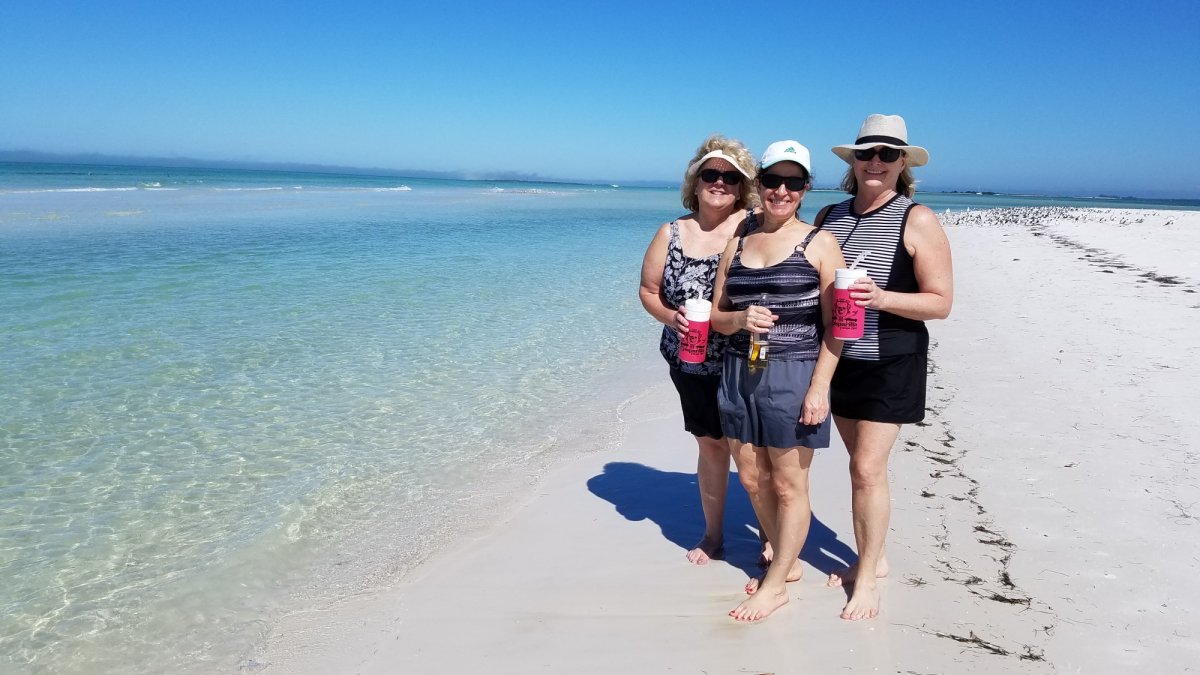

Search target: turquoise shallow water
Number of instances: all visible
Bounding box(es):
[1,163,1193,673]
[1,168,677,673]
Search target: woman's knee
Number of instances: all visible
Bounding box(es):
[737,467,767,495]
[696,437,729,460]
[848,455,888,488]
[771,474,810,506]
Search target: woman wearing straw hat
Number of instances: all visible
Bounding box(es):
[711,140,846,621]
[814,114,954,620]
[639,134,760,566]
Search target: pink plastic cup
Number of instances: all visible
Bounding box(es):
[678,298,712,363]
[832,269,867,340]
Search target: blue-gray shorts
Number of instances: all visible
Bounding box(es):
[717,355,831,449]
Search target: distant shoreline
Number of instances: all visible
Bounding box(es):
[4,152,1197,202]
[0,152,667,190]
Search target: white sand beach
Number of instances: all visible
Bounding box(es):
[258,208,1200,674]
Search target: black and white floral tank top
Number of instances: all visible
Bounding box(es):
[658,218,737,375]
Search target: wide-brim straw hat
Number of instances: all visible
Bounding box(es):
[832,114,929,167]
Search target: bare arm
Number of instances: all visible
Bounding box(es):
[638,223,687,335]
[800,231,845,425]
[709,237,741,335]
[853,205,953,321]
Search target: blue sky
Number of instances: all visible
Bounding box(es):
[2,1,1198,197]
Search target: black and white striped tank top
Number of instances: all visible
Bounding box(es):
[817,194,928,361]
[724,215,822,362]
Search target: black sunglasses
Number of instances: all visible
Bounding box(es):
[853,146,904,163]
[759,173,809,191]
[699,168,744,185]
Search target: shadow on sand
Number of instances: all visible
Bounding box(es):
[587,461,857,578]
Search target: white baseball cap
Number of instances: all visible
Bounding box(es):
[759,140,812,175]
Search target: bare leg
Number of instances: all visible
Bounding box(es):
[744,560,803,595]
[687,435,730,565]
[744,445,801,593]
[730,446,815,622]
[826,556,890,587]
[731,441,774,566]
[730,437,769,551]
[753,528,772,564]
[826,416,891,586]
[829,417,899,620]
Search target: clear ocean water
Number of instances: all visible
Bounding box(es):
[1,162,1193,674]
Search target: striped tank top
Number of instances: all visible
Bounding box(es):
[723,215,822,362]
[817,194,928,360]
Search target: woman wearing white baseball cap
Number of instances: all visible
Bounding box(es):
[814,114,954,621]
[710,140,847,622]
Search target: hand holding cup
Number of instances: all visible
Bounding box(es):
[678,298,712,364]
[849,276,882,308]
[673,304,690,337]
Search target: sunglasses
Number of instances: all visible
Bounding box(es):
[759,173,809,191]
[699,168,744,185]
[853,146,904,163]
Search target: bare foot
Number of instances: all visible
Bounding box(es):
[729,586,789,622]
[745,559,803,594]
[840,582,880,620]
[826,556,889,588]
[759,541,774,567]
[685,536,724,565]
[729,583,787,619]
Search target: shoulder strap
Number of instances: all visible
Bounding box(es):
[801,227,821,248]
[734,211,756,254]
[795,227,821,253]
[666,219,682,253]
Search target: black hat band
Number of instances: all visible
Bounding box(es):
[855,135,906,146]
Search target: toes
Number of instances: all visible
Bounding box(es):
[730,607,758,622]
[839,596,880,621]
[686,546,714,565]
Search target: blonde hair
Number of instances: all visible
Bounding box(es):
[680,135,760,212]
[840,163,918,198]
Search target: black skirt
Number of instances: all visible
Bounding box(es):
[830,353,927,424]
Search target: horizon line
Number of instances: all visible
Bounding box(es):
[1,150,1194,201]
